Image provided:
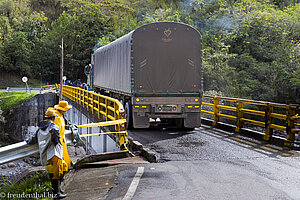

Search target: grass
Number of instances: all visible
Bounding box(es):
[0,92,38,112]
[1,171,52,200]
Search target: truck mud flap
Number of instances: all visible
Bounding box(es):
[184,113,201,128]
[133,112,150,128]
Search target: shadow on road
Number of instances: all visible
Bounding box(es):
[128,125,195,145]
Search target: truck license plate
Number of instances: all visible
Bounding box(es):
[163,106,173,111]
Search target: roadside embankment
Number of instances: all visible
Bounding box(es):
[2,93,58,142]
[0,92,58,179]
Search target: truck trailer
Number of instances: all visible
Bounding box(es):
[92,22,203,129]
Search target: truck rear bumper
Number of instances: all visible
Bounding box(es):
[132,96,202,128]
[147,114,188,119]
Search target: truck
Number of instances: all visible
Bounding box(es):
[91,22,203,129]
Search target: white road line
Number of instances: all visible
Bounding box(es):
[122,167,145,200]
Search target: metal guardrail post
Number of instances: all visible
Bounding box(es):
[285,105,296,146]
[235,100,244,132]
[79,89,83,106]
[84,90,87,108]
[105,99,108,121]
[264,104,274,141]
[92,94,96,115]
[212,97,220,126]
[87,91,91,111]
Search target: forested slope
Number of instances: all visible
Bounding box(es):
[0,0,299,103]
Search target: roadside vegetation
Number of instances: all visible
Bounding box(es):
[0,92,37,112]
[0,0,299,104]
[1,171,52,200]
[0,92,37,143]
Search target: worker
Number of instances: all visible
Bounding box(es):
[53,101,72,170]
[36,108,67,199]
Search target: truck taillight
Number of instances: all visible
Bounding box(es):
[135,98,144,103]
[185,98,200,102]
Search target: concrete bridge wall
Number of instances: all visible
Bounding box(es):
[4,93,58,142]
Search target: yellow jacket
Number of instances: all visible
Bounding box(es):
[54,109,71,169]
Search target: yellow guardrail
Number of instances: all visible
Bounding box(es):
[202,96,299,146]
[56,84,129,151]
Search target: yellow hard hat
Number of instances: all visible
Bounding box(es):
[45,108,58,118]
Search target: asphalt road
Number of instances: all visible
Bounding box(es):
[0,87,56,93]
[106,124,300,200]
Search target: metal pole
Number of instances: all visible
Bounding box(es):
[25,82,31,94]
[59,38,64,101]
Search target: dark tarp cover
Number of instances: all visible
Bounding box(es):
[93,22,202,96]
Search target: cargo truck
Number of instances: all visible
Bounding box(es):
[91,22,203,129]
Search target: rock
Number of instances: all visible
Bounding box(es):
[75,146,86,157]
[68,146,76,156]
[8,163,16,168]
[1,164,7,169]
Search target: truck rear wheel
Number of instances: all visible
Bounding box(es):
[125,101,133,129]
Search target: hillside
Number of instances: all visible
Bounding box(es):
[0,70,44,89]
[0,0,299,104]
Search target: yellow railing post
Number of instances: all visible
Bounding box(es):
[105,99,108,121]
[264,104,273,141]
[97,96,101,120]
[87,92,91,111]
[284,105,296,146]
[117,102,127,149]
[81,90,84,106]
[71,87,73,101]
[92,93,96,115]
[85,91,88,109]
[108,100,112,121]
[73,87,75,102]
[101,97,105,120]
[235,100,243,132]
[79,90,82,106]
[82,90,84,107]
[114,102,120,146]
[212,97,220,126]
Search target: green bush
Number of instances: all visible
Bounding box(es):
[0,92,37,112]
[1,171,52,200]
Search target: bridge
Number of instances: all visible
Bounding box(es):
[59,84,300,148]
[0,85,300,199]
